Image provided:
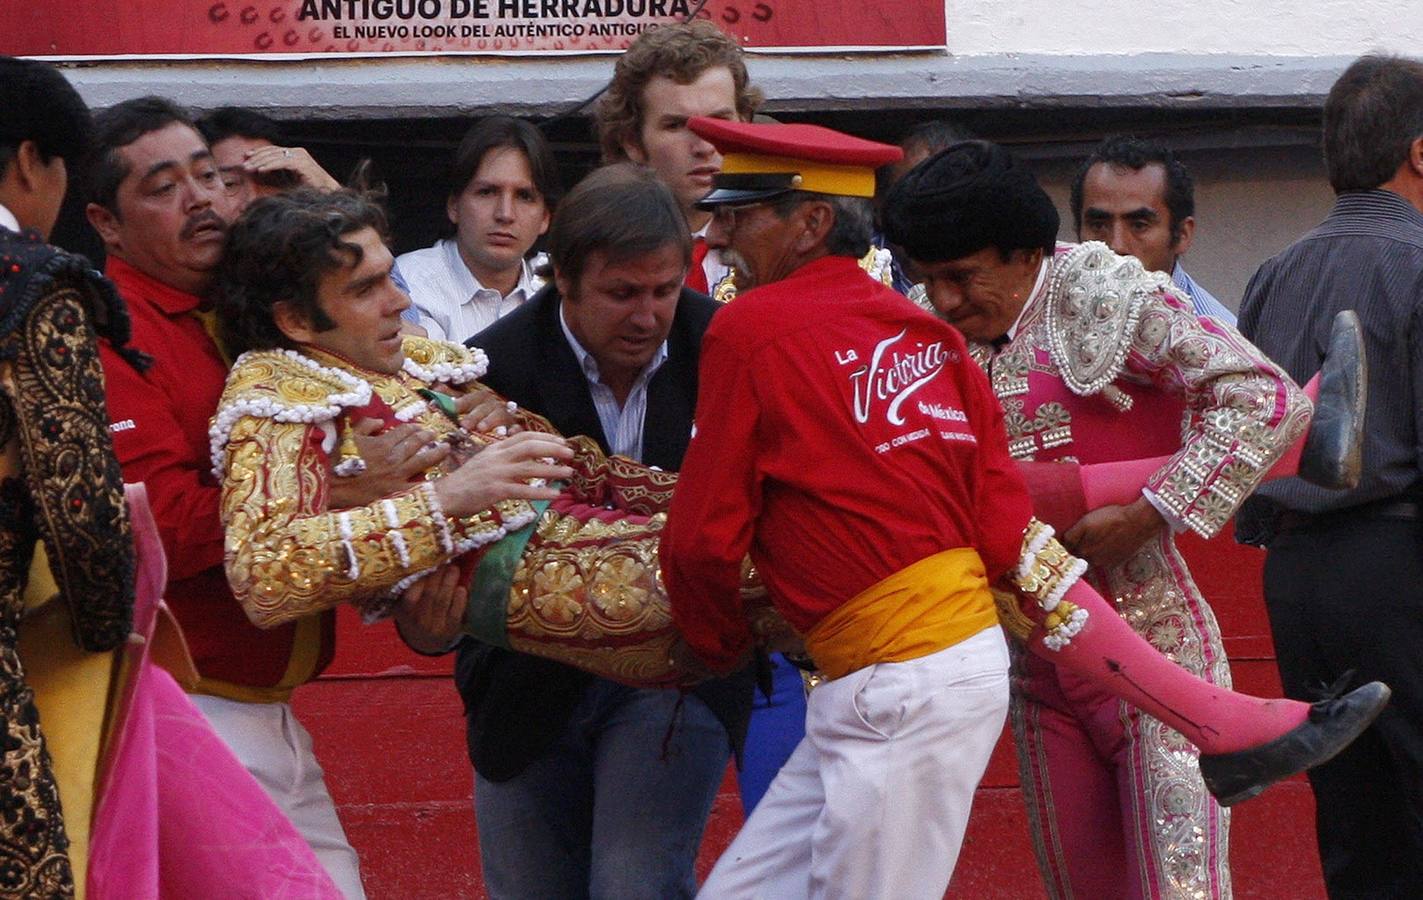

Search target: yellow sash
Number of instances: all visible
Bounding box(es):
[804,547,999,681]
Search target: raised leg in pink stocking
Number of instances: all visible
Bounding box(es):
[1024,579,1308,755]
[1006,535,1389,805]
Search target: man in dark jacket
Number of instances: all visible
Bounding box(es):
[1238,53,1423,897]
[460,163,752,899]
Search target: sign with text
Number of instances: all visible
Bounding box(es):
[4,0,944,57]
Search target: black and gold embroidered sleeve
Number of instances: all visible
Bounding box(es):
[1,281,134,651]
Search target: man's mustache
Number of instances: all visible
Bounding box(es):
[723,250,756,291]
[181,210,228,240]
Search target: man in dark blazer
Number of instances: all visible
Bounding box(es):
[459,163,752,900]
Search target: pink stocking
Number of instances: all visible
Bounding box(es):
[1031,373,1324,516]
[1023,579,1307,755]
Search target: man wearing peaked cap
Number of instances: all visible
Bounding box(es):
[681,118,900,295]
[661,122,1389,898]
[661,118,1018,897]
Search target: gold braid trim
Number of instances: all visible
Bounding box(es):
[562,435,678,516]
[1001,518,1090,650]
[221,415,452,628]
[2,287,134,650]
[992,588,1036,642]
[399,335,489,385]
[210,349,371,477]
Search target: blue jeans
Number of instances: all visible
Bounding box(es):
[473,678,730,900]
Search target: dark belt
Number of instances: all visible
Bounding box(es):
[1276,499,1421,534]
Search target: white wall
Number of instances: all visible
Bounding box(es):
[945,0,1423,56]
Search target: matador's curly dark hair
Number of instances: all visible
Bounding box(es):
[212,189,389,359]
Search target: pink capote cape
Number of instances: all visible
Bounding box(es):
[87,484,341,899]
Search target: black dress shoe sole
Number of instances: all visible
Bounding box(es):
[1299,309,1367,490]
[1199,681,1390,807]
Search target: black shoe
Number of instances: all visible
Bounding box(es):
[1198,680,1390,806]
[1299,309,1367,490]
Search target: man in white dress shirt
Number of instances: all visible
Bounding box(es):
[395,116,559,342]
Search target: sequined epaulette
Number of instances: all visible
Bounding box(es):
[401,335,489,386]
[860,246,894,287]
[711,247,899,305]
[1043,242,1175,400]
[209,348,372,477]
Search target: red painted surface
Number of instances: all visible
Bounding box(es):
[3,0,945,58]
[292,522,1326,898]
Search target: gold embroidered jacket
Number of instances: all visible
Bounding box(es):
[213,338,538,628]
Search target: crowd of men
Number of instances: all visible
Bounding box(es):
[0,21,1419,900]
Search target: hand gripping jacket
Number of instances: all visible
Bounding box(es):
[210,338,538,628]
[211,338,781,687]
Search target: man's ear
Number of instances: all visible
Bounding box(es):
[1408,136,1423,178]
[0,147,21,212]
[445,192,459,228]
[552,267,573,303]
[621,132,648,165]
[11,140,46,193]
[85,201,123,253]
[1172,215,1196,257]
[272,299,316,344]
[795,200,835,253]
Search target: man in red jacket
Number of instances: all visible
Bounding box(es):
[83,97,452,899]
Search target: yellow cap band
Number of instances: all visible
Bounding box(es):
[719,152,878,198]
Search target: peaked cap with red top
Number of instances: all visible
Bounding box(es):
[688,117,903,208]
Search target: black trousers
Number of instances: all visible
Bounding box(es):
[1264,517,1423,900]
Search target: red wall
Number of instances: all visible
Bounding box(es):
[292,523,1326,899]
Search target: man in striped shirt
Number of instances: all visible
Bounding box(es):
[1238,54,1423,897]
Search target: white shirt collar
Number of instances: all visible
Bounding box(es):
[440,238,540,306]
[1004,257,1050,342]
[0,202,21,234]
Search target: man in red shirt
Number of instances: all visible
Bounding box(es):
[662,118,1389,898]
[83,97,427,899]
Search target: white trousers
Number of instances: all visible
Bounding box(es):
[191,694,367,900]
[700,626,1010,900]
